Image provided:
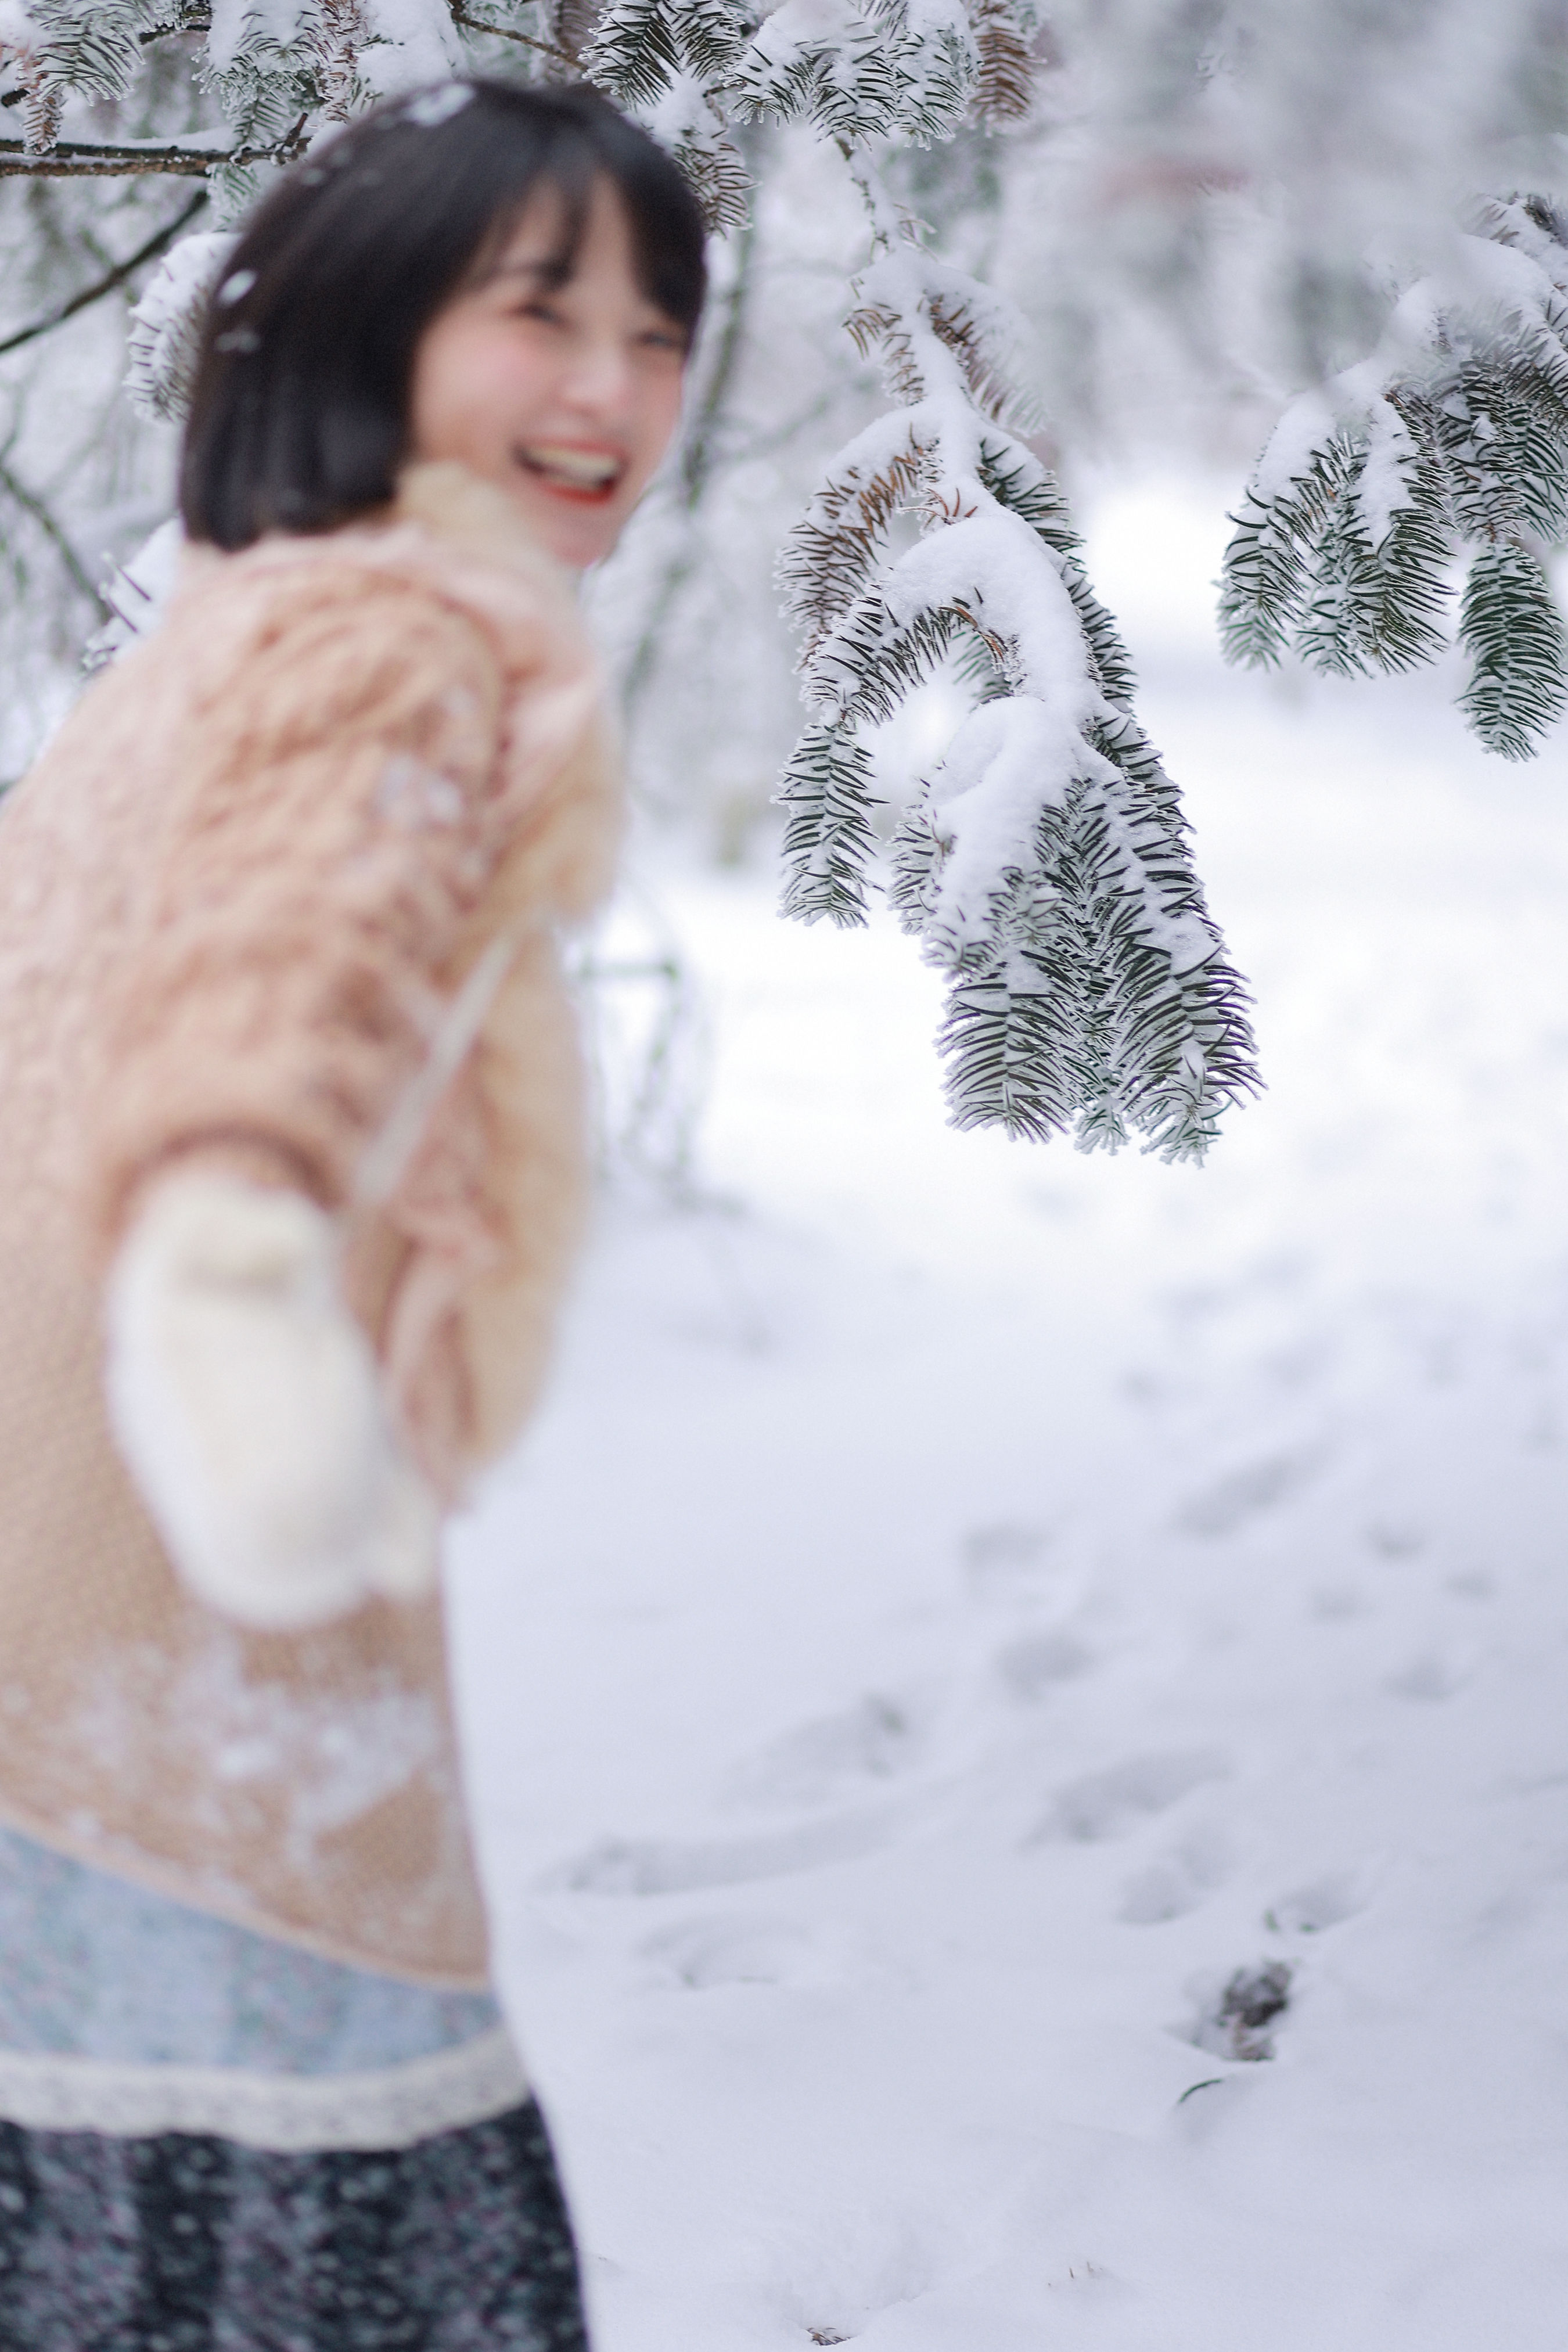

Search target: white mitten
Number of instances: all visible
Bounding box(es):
[105,1172,440,1630]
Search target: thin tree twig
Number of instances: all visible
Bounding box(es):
[0,456,109,616]
[449,6,577,66]
[622,200,760,719]
[0,121,306,178]
[0,189,207,359]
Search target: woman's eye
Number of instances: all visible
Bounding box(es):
[639,327,686,353]
[518,300,563,325]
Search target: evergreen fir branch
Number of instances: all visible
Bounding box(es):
[1219,436,1356,670]
[934,794,1117,1145]
[776,418,928,646]
[1456,535,1568,758]
[923,286,1023,423]
[731,0,906,142]
[670,0,752,87]
[139,10,213,39]
[1437,352,1568,546]
[973,436,1074,555]
[668,118,750,231]
[926,710,1256,1156]
[34,0,158,106]
[636,78,752,229]
[1110,929,1259,1161]
[584,0,684,109]
[905,710,1257,1157]
[887,789,943,934]
[208,39,319,152]
[1227,189,1568,757]
[804,592,970,727]
[1294,426,1452,678]
[844,295,919,394]
[870,0,977,143]
[776,722,882,926]
[1085,736,1260,1160]
[846,261,1033,427]
[968,0,1035,123]
[584,0,752,220]
[1055,558,1138,709]
[731,0,992,142]
[938,943,1092,1143]
[774,143,1257,1159]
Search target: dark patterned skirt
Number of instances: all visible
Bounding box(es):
[0,2095,591,2351]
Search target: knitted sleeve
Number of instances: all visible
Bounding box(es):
[86,560,516,1244]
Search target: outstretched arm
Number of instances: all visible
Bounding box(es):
[91,560,521,1630]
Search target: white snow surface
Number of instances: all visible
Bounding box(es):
[448,482,1568,2350]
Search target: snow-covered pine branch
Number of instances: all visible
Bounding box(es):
[584,0,1037,225]
[778,158,1259,1158]
[1221,195,1568,762]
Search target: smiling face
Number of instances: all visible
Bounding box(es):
[408,174,689,569]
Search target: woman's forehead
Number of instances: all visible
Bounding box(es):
[481,178,670,308]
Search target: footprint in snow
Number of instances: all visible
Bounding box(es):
[993,1630,1094,1704]
[544,1809,891,1896]
[641,1914,830,1991]
[1034,1749,1232,1843]
[1386,1647,1472,1700]
[1118,1825,1231,1922]
[1189,1961,1293,2062]
[1365,1517,1426,1559]
[1173,1448,1324,1539]
[962,1520,1056,1606]
[724,1692,927,1811]
[1263,1866,1372,1935]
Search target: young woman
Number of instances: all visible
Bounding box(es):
[0,80,703,2349]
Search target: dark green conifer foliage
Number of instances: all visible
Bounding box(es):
[1222,196,1568,761]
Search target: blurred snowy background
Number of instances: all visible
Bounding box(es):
[1,3,1567,2339]
[452,490,1568,2352]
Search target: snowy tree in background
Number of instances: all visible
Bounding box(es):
[6,1,1568,1138]
[584,0,1258,1152]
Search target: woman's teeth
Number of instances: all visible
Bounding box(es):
[516,444,623,494]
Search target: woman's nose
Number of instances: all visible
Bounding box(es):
[559,332,636,420]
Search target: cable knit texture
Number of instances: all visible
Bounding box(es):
[0,464,621,1987]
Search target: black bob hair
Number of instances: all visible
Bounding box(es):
[179,80,707,550]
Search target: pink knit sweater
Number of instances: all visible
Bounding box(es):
[0,463,620,1986]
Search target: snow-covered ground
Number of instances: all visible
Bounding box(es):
[449,483,1568,2351]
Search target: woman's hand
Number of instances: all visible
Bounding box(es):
[105,1172,440,1630]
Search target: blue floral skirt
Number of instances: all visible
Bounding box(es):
[0,2096,588,2350]
[0,1826,591,2350]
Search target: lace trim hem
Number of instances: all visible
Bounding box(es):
[0,2024,527,2151]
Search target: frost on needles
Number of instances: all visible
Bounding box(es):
[1221,195,1568,763]
[776,170,1260,1160]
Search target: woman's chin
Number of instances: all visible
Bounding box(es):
[500,475,623,570]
